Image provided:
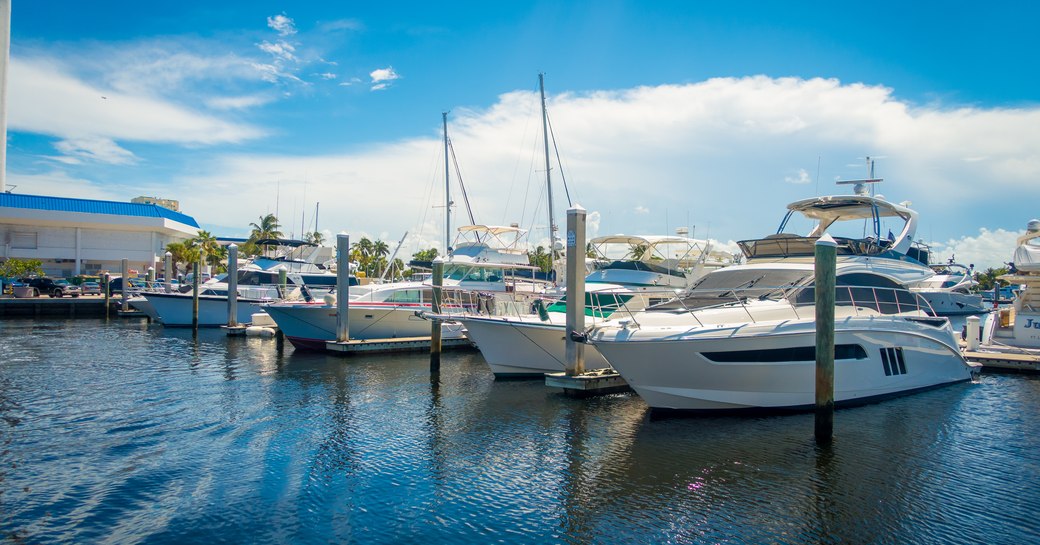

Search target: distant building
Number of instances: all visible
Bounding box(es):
[0,193,199,277]
[131,195,180,212]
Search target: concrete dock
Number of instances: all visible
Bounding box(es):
[325,336,473,355]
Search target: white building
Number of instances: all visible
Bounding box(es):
[0,193,199,277]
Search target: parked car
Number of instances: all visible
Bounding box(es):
[107,277,147,295]
[80,281,101,295]
[21,277,81,298]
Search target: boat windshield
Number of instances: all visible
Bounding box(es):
[653,268,812,310]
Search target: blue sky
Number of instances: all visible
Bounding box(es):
[7,1,1040,268]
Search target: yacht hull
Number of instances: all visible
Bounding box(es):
[459,315,610,377]
[591,316,974,412]
[264,302,466,350]
[144,292,268,327]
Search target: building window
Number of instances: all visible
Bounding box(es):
[12,232,37,249]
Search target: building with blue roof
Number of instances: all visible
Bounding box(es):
[0,192,200,277]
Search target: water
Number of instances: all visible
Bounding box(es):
[1,319,1038,544]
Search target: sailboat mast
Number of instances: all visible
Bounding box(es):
[539,73,557,251]
[443,111,451,254]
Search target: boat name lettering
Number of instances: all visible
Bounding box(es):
[1023,318,1040,330]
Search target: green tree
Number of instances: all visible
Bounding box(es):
[974,266,1011,292]
[530,245,552,273]
[371,240,390,277]
[166,241,200,276]
[249,214,283,255]
[305,231,326,245]
[189,230,226,270]
[411,248,439,262]
[0,258,44,279]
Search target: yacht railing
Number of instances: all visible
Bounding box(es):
[626,284,937,328]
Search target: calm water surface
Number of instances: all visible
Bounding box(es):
[0,318,1038,544]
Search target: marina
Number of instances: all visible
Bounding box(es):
[1,3,1038,543]
[1,317,1038,544]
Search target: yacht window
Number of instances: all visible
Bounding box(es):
[388,289,422,303]
[702,344,868,363]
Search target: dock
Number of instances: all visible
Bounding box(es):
[545,368,632,397]
[0,296,108,318]
[963,348,1040,373]
[325,336,473,355]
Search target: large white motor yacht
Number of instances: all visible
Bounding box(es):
[584,186,977,412]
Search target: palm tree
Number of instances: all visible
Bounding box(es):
[351,238,374,276]
[530,245,552,273]
[371,239,390,277]
[249,214,283,255]
[305,231,325,245]
[166,241,199,276]
[189,230,225,269]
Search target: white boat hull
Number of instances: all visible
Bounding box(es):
[918,291,987,316]
[591,316,974,412]
[127,295,160,321]
[264,303,466,350]
[144,292,268,327]
[459,315,611,377]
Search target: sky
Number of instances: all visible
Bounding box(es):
[6,1,1040,270]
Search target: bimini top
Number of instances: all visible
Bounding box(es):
[0,192,200,228]
[739,193,920,261]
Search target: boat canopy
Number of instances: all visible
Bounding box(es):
[741,194,920,260]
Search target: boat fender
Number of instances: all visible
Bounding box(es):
[324,294,336,307]
[246,326,276,337]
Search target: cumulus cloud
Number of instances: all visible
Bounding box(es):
[634,206,650,214]
[15,75,1038,269]
[370,67,400,90]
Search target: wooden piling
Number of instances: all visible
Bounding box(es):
[227,244,239,327]
[565,205,587,376]
[430,258,444,372]
[814,234,837,443]
[103,272,110,318]
[335,235,350,343]
[120,258,129,313]
[192,252,202,331]
[164,251,173,292]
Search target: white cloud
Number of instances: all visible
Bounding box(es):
[930,228,1024,271]
[7,170,125,201]
[634,206,650,214]
[9,56,266,147]
[369,67,400,90]
[785,168,812,184]
[267,14,297,36]
[23,75,1037,270]
[318,72,337,80]
[54,137,137,165]
[205,94,275,111]
[258,40,297,63]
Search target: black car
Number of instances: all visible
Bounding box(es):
[21,277,81,298]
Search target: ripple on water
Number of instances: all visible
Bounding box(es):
[2,320,1040,544]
